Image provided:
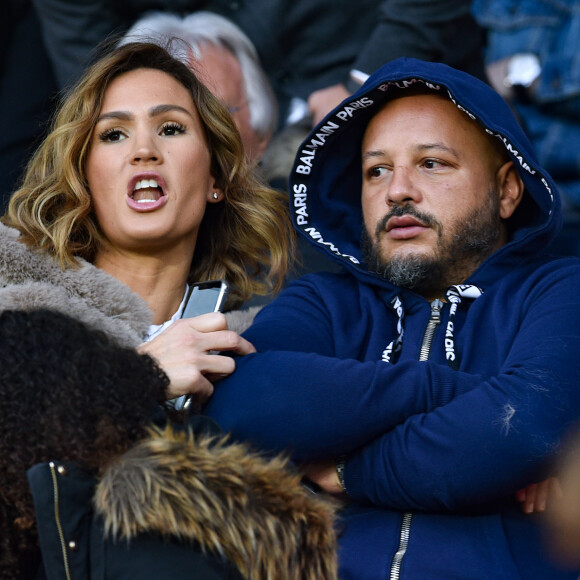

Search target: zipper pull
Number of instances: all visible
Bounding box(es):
[430,298,443,320]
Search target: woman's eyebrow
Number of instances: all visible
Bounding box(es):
[96,110,133,123]
[96,104,194,123]
[149,104,194,119]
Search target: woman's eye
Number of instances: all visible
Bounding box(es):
[161,122,185,136]
[98,128,125,142]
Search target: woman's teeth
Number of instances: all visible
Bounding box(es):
[134,178,160,191]
[132,178,162,202]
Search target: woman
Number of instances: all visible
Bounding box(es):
[0,309,337,579]
[1,40,294,401]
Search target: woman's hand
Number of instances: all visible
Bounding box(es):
[137,312,256,403]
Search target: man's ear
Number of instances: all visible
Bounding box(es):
[251,132,271,162]
[497,161,524,220]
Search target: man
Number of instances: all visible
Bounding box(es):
[123,11,278,162]
[205,58,580,579]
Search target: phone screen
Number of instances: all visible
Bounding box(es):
[181,280,229,319]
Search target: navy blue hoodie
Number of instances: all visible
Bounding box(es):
[206,58,580,579]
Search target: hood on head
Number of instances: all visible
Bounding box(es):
[288,57,561,284]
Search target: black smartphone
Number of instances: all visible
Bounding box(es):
[173,280,229,411]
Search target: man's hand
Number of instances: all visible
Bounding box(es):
[516,477,563,514]
[301,459,345,495]
[307,83,351,126]
[137,312,256,403]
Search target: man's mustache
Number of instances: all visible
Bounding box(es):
[375,204,440,238]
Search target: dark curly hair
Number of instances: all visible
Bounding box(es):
[0,309,169,579]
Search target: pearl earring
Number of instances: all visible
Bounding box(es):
[212,192,219,200]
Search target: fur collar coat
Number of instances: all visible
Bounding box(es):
[28,426,338,579]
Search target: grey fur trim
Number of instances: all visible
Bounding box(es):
[224,306,262,334]
[0,223,152,346]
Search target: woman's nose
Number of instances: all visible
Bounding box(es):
[130,133,161,164]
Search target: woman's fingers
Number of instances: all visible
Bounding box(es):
[182,311,229,332]
[137,314,255,400]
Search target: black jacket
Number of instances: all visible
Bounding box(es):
[28,424,338,580]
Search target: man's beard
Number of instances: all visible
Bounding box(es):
[362,189,502,296]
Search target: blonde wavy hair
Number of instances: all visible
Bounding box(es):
[3,41,294,307]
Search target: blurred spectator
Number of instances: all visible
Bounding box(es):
[0,0,58,211]
[544,424,580,568]
[472,0,580,254]
[121,11,277,162]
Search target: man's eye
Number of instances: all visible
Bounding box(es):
[369,167,387,178]
[423,159,443,169]
[161,122,185,136]
[98,128,125,142]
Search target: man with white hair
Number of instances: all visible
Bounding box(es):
[123,11,277,162]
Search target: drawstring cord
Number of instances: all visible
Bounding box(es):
[382,296,405,363]
[382,285,483,368]
[444,285,483,369]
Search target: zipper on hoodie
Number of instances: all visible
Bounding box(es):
[389,511,413,580]
[49,462,72,580]
[418,299,443,362]
[389,299,444,580]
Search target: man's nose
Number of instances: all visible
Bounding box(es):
[386,166,422,206]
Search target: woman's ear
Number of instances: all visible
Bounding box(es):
[207,189,224,203]
[497,161,525,220]
[207,177,224,203]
